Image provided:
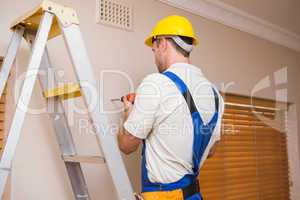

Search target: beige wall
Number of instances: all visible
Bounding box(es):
[0,0,300,199]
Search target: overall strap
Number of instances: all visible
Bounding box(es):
[162,71,219,174]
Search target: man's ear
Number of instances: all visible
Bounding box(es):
[161,38,168,52]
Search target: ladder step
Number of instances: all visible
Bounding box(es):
[43,83,81,100]
[63,155,105,164]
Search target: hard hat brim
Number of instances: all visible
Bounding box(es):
[144,35,198,47]
[145,36,154,47]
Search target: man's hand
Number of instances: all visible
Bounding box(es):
[123,96,133,121]
[118,96,142,154]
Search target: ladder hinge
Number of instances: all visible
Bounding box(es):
[42,1,79,27]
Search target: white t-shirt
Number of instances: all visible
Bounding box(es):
[124,63,224,183]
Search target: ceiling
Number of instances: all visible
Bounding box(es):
[219,0,300,35]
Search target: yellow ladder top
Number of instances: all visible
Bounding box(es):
[10,0,79,40]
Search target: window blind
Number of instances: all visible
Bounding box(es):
[0,57,5,152]
[199,93,290,200]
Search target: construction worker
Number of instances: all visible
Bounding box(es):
[118,15,224,200]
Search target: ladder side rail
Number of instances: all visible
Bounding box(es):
[24,35,78,156]
[38,47,77,155]
[38,48,91,200]
[0,12,53,198]
[60,24,135,200]
[0,27,25,97]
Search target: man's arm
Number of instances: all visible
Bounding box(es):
[118,74,162,155]
[118,130,141,155]
[118,97,142,155]
[207,141,219,158]
[207,93,224,158]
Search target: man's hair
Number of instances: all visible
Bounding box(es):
[168,36,193,57]
[155,36,193,57]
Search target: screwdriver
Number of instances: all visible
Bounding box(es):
[111,93,136,104]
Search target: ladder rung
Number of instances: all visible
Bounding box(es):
[63,155,105,164]
[43,83,81,100]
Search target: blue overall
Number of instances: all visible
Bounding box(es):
[141,71,220,200]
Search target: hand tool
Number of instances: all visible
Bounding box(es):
[111,93,136,104]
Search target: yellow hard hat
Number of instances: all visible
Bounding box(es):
[145,15,198,47]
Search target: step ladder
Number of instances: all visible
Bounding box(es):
[0,1,135,199]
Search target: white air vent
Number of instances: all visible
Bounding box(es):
[96,0,133,31]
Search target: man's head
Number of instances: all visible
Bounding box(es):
[145,15,198,72]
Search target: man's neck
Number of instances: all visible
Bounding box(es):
[165,56,190,70]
